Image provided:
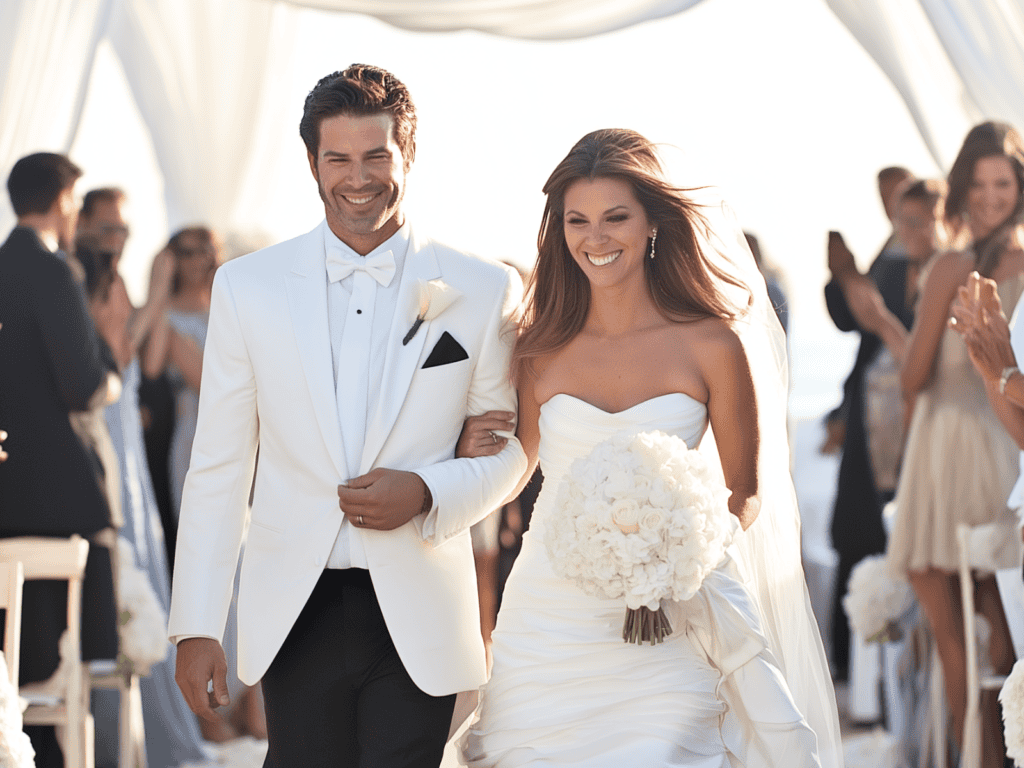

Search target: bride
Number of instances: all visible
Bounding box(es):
[456,129,843,767]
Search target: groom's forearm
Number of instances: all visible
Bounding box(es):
[415,262,525,543]
[415,437,528,544]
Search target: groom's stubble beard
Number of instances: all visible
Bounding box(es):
[316,168,407,242]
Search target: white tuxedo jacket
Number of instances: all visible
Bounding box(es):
[167,221,527,695]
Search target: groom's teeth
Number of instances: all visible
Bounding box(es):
[587,251,621,266]
[345,194,375,205]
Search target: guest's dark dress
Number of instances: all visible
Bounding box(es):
[138,371,177,570]
[825,244,915,679]
[0,226,120,766]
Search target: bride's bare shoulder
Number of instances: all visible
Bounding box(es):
[671,315,745,357]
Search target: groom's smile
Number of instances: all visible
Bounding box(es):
[309,112,408,255]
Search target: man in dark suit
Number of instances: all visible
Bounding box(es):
[0,152,121,767]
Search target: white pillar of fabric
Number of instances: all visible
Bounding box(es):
[107,0,298,233]
[917,0,1024,138]
[825,0,980,170]
[0,0,115,235]
[276,0,705,40]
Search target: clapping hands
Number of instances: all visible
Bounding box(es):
[949,271,1016,386]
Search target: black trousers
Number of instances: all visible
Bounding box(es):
[261,569,456,768]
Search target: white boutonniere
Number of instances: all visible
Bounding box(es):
[403,279,462,345]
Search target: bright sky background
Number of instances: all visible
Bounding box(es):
[67,0,946,418]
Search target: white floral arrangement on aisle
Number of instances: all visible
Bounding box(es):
[0,652,35,768]
[842,555,915,643]
[117,538,170,676]
[1001,659,1024,767]
[544,430,739,645]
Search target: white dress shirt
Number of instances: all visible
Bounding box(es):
[324,222,410,569]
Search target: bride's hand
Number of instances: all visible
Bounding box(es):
[456,411,515,459]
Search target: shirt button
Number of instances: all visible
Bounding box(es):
[356,309,362,314]
[315,556,324,567]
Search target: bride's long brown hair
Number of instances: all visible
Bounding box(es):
[512,129,748,382]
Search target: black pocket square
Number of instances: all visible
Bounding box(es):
[422,331,469,369]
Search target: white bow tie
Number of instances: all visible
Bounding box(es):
[326,245,396,287]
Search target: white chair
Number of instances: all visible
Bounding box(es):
[956,523,1013,768]
[0,561,24,689]
[0,536,93,768]
[91,666,147,768]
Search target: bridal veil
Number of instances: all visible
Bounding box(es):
[692,193,844,768]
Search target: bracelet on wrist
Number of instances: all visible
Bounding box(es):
[999,365,1019,396]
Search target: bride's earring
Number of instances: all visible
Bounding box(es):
[649,228,658,259]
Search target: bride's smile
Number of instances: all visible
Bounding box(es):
[585,249,621,266]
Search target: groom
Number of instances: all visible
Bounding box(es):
[169,64,526,768]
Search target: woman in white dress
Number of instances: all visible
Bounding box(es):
[457,129,842,767]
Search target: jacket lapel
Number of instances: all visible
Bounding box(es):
[360,226,441,474]
[285,222,347,478]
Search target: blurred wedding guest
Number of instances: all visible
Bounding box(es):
[888,121,1024,767]
[78,187,174,356]
[77,188,129,264]
[78,240,213,767]
[78,189,180,558]
[67,241,125,537]
[0,152,120,768]
[143,227,221,522]
[142,226,265,742]
[744,232,788,332]
[823,165,913,680]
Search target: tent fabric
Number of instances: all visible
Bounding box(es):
[108,0,298,231]
[825,0,1024,170]
[0,0,115,235]
[0,0,1022,238]
[917,0,1024,141]
[276,0,704,40]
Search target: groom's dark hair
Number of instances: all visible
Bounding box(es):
[300,64,417,170]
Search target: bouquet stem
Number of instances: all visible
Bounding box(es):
[622,605,673,645]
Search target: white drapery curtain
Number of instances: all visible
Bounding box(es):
[2,0,1024,234]
[277,0,703,40]
[918,0,1024,141]
[108,0,298,233]
[0,0,115,235]
[825,0,1024,170]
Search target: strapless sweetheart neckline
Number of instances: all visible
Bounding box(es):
[541,391,705,416]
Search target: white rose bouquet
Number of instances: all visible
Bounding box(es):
[0,651,35,768]
[117,538,170,675]
[1001,659,1024,766]
[543,430,739,645]
[842,555,915,643]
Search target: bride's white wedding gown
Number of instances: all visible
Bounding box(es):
[460,393,822,768]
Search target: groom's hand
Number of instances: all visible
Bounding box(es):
[338,469,430,530]
[175,637,231,722]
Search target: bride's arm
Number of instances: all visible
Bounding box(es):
[698,320,760,530]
